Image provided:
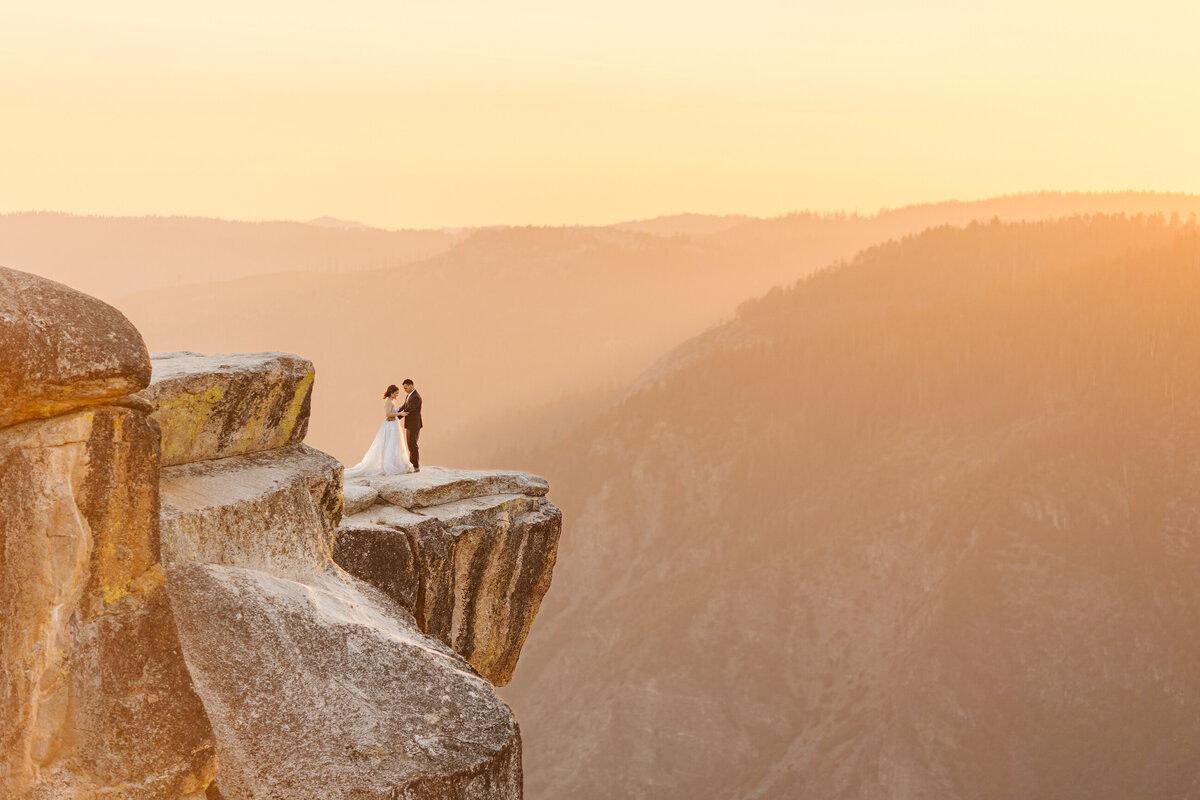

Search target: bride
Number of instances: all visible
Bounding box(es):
[344,384,412,477]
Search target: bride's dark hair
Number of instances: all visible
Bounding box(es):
[383,384,399,399]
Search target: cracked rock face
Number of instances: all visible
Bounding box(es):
[168,563,522,800]
[136,352,314,466]
[0,265,151,428]
[0,406,216,800]
[338,469,562,686]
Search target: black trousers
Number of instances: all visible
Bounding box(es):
[405,426,420,468]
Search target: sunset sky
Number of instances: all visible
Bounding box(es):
[2,1,1198,228]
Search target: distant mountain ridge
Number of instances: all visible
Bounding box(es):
[28,191,1197,467]
[306,215,375,230]
[0,212,466,300]
[8,191,1200,303]
[611,212,753,237]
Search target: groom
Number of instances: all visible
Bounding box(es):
[397,378,422,472]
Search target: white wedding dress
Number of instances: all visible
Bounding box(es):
[344,398,412,477]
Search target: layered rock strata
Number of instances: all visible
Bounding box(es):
[146,359,539,798]
[338,469,562,687]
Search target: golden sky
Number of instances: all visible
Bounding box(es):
[2,1,1198,228]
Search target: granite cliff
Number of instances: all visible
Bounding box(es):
[0,265,561,799]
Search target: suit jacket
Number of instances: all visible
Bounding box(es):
[399,390,422,431]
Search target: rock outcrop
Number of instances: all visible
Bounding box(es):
[0,266,151,428]
[0,266,216,799]
[338,469,562,687]
[151,358,542,799]
[158,443,342,579]
[136,352,313,466]
[2,265,559,799]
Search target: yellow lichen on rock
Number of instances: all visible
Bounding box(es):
[138,352,314,466]
[1,404,216,800]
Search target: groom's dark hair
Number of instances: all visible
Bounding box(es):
[402,379,414,387]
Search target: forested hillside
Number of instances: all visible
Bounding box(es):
[498,215,1200,800]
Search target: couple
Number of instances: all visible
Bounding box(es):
[344,379,423,477]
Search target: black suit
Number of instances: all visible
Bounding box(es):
[399,389,422,468]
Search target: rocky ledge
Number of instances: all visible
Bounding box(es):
[338,469,562,686]
[0,265,562,800]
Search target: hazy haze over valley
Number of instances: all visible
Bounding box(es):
[10,192,1200,470]
[9,193,1200,798]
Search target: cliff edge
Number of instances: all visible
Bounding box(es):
[338,468,561,686]
[0,265,562,800]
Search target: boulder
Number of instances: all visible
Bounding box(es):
[167,562,522,800]
[360,467,549,509]
[136,352,314,466]
[0,406,216,799]
[159,444,343,580]
[339,473,561,686]
[0,266,151,429]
